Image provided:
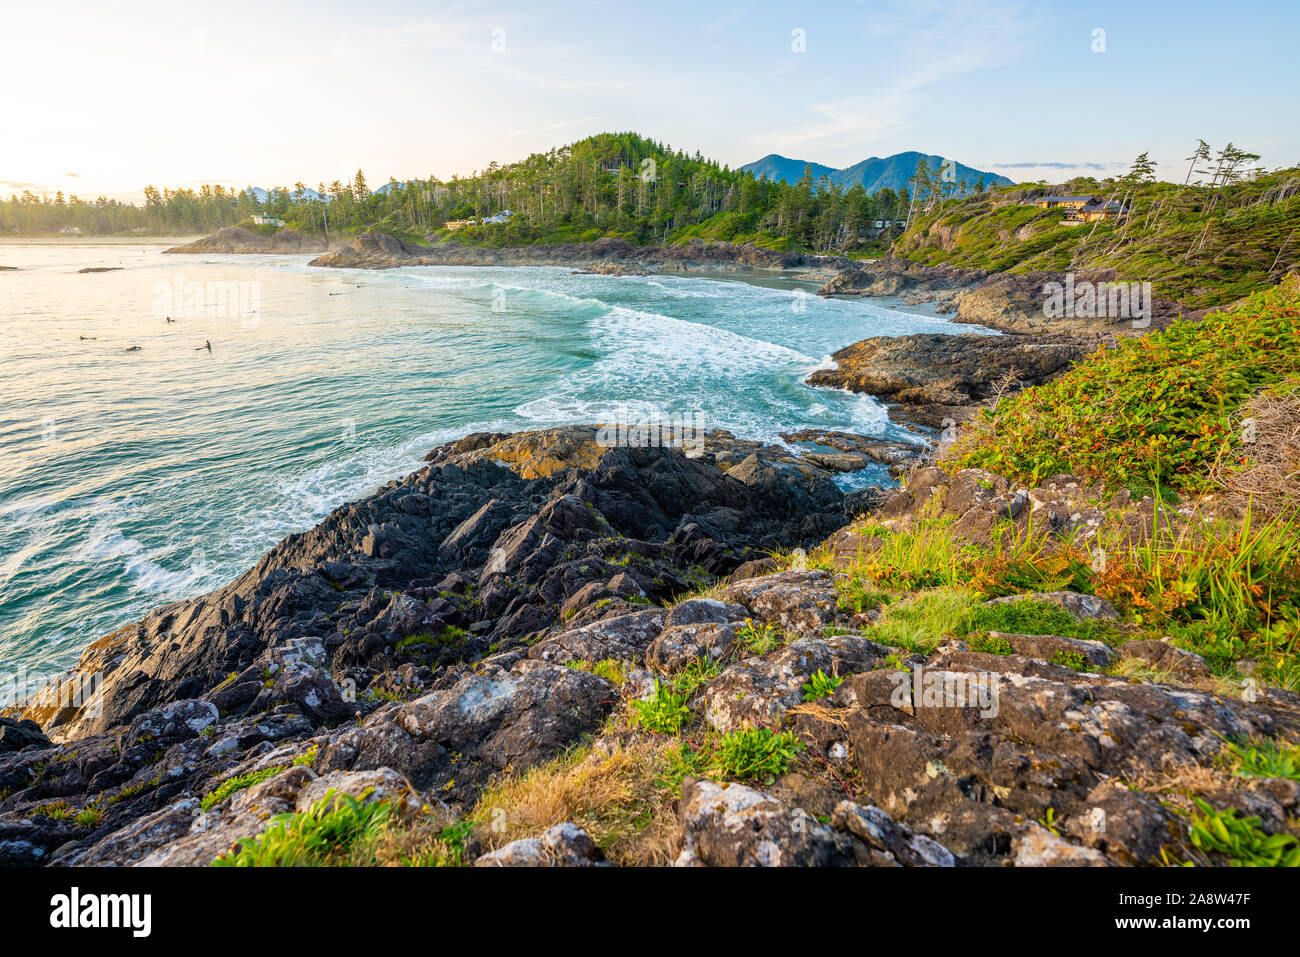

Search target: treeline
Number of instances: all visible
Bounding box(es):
[1,133,951,251]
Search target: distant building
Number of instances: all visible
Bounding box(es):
[59,225,82,234]
[482,210,514,224]
[1032,194,1126,226]
[1063,200,1127,226]
[252,214,285,227]
[444,219,474,231]
[871,219,907,229]
[1034,195,1097,211]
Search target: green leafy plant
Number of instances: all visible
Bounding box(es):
[801,669,843,701]
[629,680,691,735]
[737,619,784,656]
[1226,737,1300,782]
[74,802,105,827]
[712,727,802,783]
[1185,799,1300,867]
[948,280,1300,496]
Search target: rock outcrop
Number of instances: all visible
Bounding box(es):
[164,227,335,255]
[305,233,851,275]
[815,257,1200,336]
[806,332,1089,430]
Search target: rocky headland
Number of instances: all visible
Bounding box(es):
[163,227,346,255]
[805,257,1229,431]
[2,426,1294,868]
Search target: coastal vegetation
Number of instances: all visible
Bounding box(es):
[947,278,1300,494]
[895,145,1300,307]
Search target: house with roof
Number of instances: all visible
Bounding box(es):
[1032,194,1126,225]
[1034,195,1097,211]
[251,214,285,227]
[1063,200,1127,226]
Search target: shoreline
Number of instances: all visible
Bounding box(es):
[158,227,1152,433]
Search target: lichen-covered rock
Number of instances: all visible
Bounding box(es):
[992,632,1114,669]
[645,622,738,672]
[702,634,891,732]
[475,823,605,867]
[982,591,1119,621]
[1014,824,1110,866]
[675,779,864,867]
[1062,780,1178,866]
[718,569,841,636]
[831,800,956,867]
[396,662,615,770]
[1118,639,1213,678]
[127,699,218,747]
[527,608,667,663]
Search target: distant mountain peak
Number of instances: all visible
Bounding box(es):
[738,151,1013,194]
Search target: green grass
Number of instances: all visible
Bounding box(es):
[201,765,288,811]
[566,658,629,686]
[968,632,1016,656]
[212,790,391,867]
[736,618,786,656]
[396,625,469,653]
[961,598,1119,644]
[870,588,980,655]
[74,802,105,827]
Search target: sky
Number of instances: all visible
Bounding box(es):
[3,0,1297,202]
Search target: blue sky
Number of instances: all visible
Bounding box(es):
[3,0,1296,200]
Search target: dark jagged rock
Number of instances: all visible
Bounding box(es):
[0,718,50,754]
[0,426,859,865]
[806,332,1089,430]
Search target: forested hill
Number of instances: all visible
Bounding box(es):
[0,132,942,254]
[895,150,1300,308]
[7,134,1296,295]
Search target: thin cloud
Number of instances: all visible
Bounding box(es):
[502,115,607,140]
[995,161,1125,170]
[756,0,1036,155]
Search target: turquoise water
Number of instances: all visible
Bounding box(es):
[0,242,989,694]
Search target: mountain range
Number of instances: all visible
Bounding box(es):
[739,151,1014,194]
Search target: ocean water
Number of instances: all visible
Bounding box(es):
[0,242,992,694]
